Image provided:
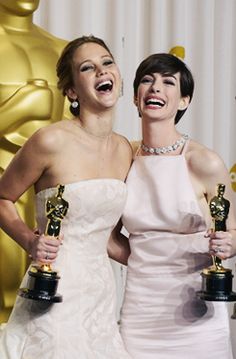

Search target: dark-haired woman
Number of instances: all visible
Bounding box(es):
[109,53,236,358]
[0,35,132,358]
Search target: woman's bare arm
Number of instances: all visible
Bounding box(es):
[0,128,62,262]
[108,220,130,265]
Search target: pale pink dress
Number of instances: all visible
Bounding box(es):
[120,142,233,359]
[0,179,131,359]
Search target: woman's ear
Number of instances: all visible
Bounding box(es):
[178,96,190,111]
[133,96,138,107]
[66,88,78,100]
[133,96,141,117]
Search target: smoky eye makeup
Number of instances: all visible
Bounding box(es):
[80,63,95,72]
[140,75,154,84]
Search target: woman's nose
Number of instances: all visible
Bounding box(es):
[150,81,160,93]
[96,66,107,76]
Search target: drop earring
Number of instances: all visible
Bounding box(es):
[71,100,79,109]
[69,99,80,116]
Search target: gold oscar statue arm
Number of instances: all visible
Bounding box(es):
[0,79,52,136]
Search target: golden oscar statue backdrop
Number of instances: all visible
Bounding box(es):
[0,0,68,322]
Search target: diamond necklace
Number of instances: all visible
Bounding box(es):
[141,134,189,155]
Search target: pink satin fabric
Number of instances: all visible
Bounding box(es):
[120,142,233,358]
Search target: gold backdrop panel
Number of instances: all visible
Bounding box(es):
[0,0,68,323]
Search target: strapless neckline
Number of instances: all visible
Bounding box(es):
[1,176,131,358]
[36,178,126,196]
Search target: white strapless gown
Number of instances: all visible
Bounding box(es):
[0,179,131,359]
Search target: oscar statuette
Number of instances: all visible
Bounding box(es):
[197,183,236,301]
[18,184,69,303]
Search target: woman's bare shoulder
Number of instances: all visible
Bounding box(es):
[112,132,133,155]
[27,120,71,154]
[186,139,227,177]
[114,137,140,157]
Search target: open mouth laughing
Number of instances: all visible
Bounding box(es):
[145,97,165,108]
[95,80,113,92]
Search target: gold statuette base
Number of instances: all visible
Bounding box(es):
[18,265,62,303]
[197,266,236,302]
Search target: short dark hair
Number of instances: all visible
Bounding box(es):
[133,53,194,124]
[57,35,113,97]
